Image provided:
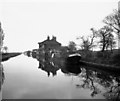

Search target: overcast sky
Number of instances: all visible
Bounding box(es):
[0,0,119,52]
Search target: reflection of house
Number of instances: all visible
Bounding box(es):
[38,60,59,77]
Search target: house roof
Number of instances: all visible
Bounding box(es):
[38,38,61,46]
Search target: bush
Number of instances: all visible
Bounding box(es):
[95,51,113,64]
[96,52,104,58]
[111,53,120,66]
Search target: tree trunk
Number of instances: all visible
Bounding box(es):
[101,43,106,52]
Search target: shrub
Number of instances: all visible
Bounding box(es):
[111,52,120,66]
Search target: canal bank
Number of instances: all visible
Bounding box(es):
[1,52,22,62]
[80,60,120,76]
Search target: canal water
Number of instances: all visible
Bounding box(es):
[1,54,120,99]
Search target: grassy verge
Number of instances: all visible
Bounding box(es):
[1,52,22,62]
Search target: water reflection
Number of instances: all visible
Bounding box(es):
[26,52,120,100]
[76,68,120,100]
[38,60,59,77]
[35,52,82,76]
[0,63,5,91]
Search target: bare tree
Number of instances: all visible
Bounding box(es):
[97,26,115,52]
[105,34,116,52]
[80,36,91,51]
[103,10,120,48]
[77,28,97,51]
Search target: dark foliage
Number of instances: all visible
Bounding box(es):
[80,49,120,66]
[111,52,120,66]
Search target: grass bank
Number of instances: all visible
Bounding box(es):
[1,52,22,62]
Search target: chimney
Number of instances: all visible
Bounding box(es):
[47,36,50,40]
[52,36,56,41]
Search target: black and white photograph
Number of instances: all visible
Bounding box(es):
[0,0,120,100]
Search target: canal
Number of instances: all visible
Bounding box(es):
[1,54,120,99]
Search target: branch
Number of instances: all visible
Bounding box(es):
[104,21,119,32]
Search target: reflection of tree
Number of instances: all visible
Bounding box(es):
[96,72,113,88]
[76,67,120,100]
[103,77,120,100]
[76,68,101,97]
[30,50,120,100]
[0,63,5,91]
[95,72,120,100]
